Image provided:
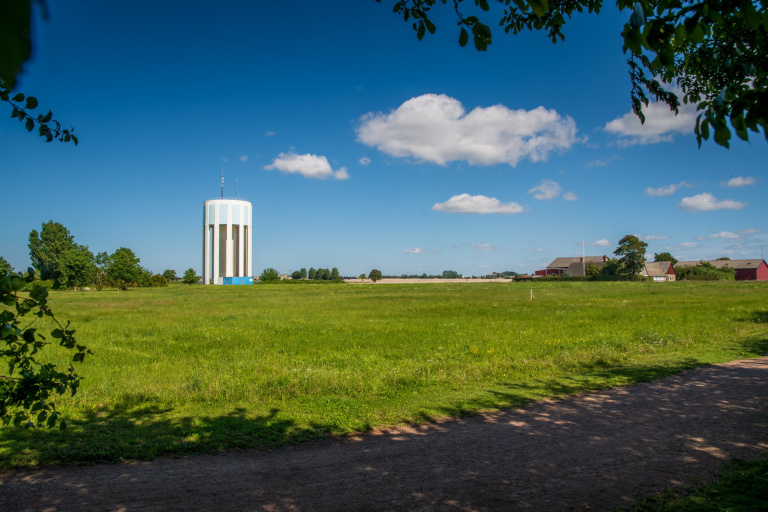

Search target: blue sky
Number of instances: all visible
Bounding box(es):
[2,0,766,277]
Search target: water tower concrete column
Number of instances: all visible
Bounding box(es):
[203,198,252,285]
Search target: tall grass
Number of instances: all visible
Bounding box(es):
[1,281,766,467]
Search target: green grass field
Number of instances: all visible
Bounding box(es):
[2,281,766,468]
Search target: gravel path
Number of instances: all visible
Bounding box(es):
[2,357,767,512]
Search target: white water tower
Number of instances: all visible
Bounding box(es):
[202,178,253,284]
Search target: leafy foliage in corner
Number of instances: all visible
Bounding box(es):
[385,0,768,147]
[0,83,78,144]
[0,1,78,144]
[1,269,91,429]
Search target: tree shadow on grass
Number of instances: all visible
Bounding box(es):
[0,398,338,468]
[739,309,768,324]
[405,358,707,426]
[405,331,768,427]
[3,336,766,469]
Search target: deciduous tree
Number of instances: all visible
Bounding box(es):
[59,244,96,290]
[182,268,198,285]
[106,247,142,290]
[162,269,177,281]
[260,268,280,282]
[614,235,648,276]
[654,251,678,266]
[28,220,75,280]
[600,258,624,276]
[368,269,383,282]
[585,261,601,277]
[0,257,13,275]
[94,252,109,290]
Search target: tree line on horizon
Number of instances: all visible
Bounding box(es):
[0,220,199,291]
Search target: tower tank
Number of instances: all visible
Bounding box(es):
[203,198,253,284]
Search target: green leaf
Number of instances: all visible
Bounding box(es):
[688,23,704,44]
[25,118,34,132]
[527,0,548,17]
[25,96,38,109]
[425,19,436,34]
[659,47,674,68]
[41,110,52,123]
[459,27,469,47]
[12,93,24,102]
[714,124,731,147]
[624,27,643,56]
[479,0,490,11]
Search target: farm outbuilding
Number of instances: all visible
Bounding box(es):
[675,259,768,281]
[535,256,611,277]
[640,261,676,281]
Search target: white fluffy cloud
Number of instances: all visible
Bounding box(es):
[356,94,579,166]
[359,157,371,166]
[475,243,500,251]
[265,131,275,137]
[604,95,697,146]
[644,181,691,196]
[432,194,524,214]
[563,191,578,201]
[696,228,761,240]
[590,239,611,247]
[240,154,249,162]
[585,155,619,168]
[529,180,562,200]
[265,153,350,181]
[403,247,424,254]
[639,234,670,241]
[723,176,756,187]
[678,193,747,212]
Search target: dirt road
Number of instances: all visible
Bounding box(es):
[2,357,767,512]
